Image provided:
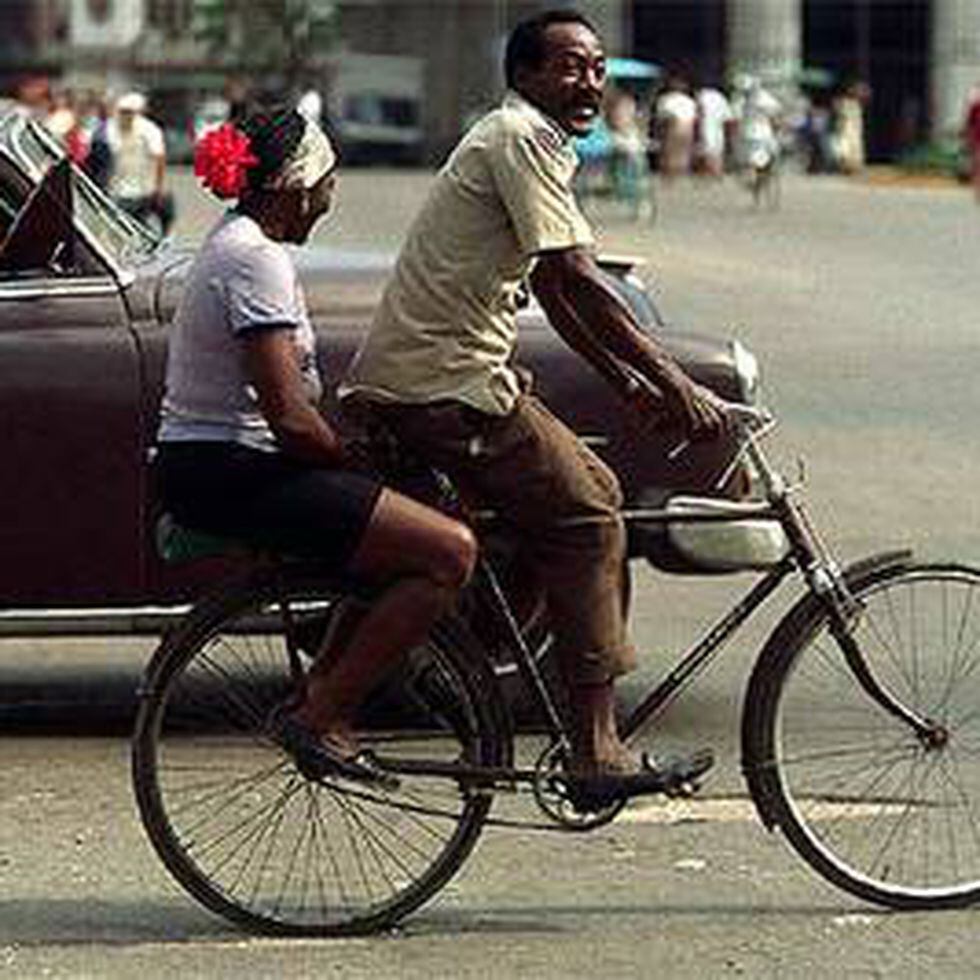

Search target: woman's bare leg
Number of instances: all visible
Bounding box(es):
[291,487,476,747]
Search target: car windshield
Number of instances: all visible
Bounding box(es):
[0,112,159,269]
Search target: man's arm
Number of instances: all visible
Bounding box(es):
[243,329,345,466]
[529,247,724,437]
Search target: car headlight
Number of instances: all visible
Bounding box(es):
[731,339,760,405]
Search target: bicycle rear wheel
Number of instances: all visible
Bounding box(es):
[751,561,980,909]
[132,566,506,936]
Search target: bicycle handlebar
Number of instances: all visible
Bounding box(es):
[666,400,773,461]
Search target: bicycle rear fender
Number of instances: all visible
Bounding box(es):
[739,549,914,830]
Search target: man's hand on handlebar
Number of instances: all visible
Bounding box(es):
[660,374,729,441]
[620,368,730,441]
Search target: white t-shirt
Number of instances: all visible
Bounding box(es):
[106,114,165,199]
[656,91,698,132]
[696,88,734,157]
[158,212,321,452]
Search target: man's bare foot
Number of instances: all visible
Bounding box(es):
[567,741,640,778]
[564,748,716,811]
[567,680,635,776]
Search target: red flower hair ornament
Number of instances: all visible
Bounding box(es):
[193,123,259,199]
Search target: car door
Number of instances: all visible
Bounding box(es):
[0,272,143,607]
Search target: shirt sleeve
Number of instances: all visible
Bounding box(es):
[487,125,593,256]
[140,118,166,157]
[224,243,302,336]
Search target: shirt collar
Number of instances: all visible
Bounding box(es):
[503,90,573,148]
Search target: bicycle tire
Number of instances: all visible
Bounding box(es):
[132,565,508,936]
[746,560,980,909]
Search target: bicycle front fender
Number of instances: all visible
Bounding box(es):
[738,548,914,830]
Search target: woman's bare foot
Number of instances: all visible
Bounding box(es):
[290,705,360,757]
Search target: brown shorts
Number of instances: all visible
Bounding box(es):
[371,394,637,683]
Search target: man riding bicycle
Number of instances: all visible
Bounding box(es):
[342,8,726,803]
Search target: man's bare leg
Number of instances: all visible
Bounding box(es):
[567,679,637,776]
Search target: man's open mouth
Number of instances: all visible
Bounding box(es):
[568,104,599,127]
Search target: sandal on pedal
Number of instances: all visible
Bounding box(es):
[267,709,401,790]
[564,748,715,813]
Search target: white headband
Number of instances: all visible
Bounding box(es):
[267,117,337,191]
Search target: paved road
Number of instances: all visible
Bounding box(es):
[2,170,979,977]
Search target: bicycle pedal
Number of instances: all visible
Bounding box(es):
[664,777,703,799]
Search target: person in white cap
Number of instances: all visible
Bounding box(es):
[156,105,475,786]
[106,91,174,234]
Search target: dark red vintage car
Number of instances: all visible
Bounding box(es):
[0,112,759,635]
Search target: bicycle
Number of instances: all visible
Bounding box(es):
[132,403,980,936]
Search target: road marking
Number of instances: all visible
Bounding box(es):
[620,797,905,824]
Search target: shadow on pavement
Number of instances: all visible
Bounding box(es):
[0,896,883,947]
[0,669,140,735]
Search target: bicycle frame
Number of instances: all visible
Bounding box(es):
[475,410,937,752]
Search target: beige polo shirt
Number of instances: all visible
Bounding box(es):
[341,91,594,415]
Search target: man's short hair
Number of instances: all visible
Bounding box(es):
[504,9,597,89]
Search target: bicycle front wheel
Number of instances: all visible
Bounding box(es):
[132,567,506,936]
[751,561,980,909]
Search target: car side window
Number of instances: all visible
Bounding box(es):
[0,158,80,278]
[0,159,25,243]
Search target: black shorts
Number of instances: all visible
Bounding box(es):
[155,441,383,571]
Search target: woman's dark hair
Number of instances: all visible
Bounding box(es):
[238,106,306,191]
[504,9,596,88]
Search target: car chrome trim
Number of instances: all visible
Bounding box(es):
[0,605,192,637]
[732,339,760,404]
[0,277,121,301]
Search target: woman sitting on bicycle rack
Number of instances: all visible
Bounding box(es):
[154,106,477,785]
[342,10,726,802]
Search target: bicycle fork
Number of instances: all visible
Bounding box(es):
[782,492,938,744]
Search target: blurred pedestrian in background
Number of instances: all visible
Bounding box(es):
[44,89,76,143]
[694,81,733,179]
[78,92,112,190]
[606,87,651,218]
[107,91,174,235]
[832,80,867,175]
[732,75,781,174]
[45,88,89,166]
[963,84,980,204]
[801,94,834,174]
[654,75,697,181]
[12,75,50,121]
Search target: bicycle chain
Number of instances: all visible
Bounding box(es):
[307,742,623,833]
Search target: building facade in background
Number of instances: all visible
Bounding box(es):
[2,0,979,163]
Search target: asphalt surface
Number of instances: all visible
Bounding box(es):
[1,168,979,977]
